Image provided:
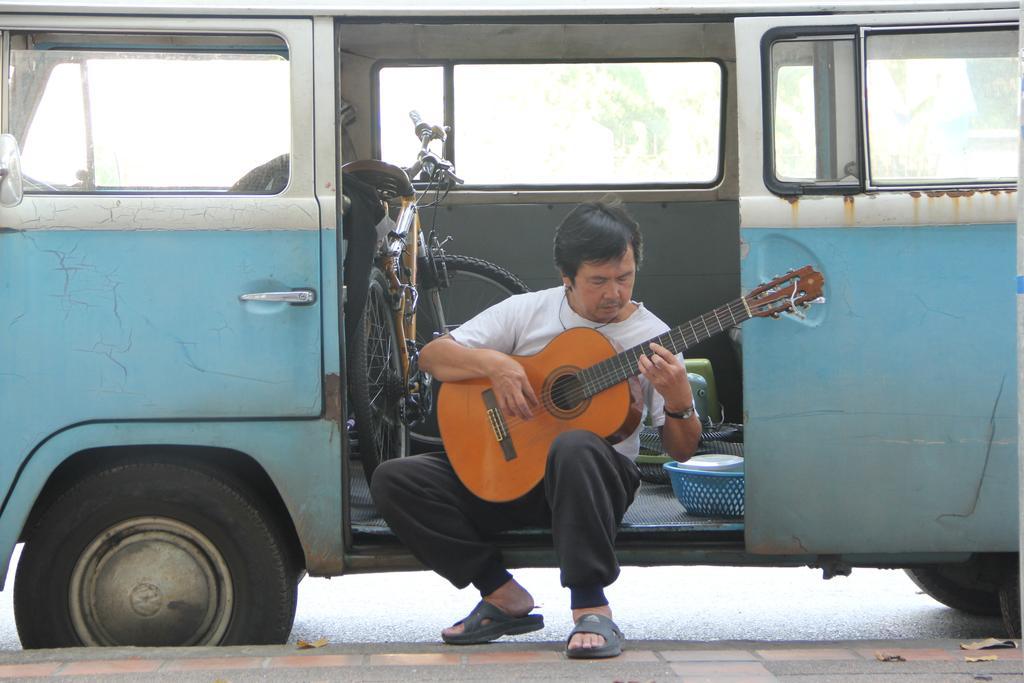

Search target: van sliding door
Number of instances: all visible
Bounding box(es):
[735,9,1018,555]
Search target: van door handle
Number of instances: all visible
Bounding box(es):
[239,288,317,305]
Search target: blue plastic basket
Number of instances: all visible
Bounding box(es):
[663,461,744,518]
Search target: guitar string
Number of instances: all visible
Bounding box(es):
[479,284,798,448]
[495,298,752,434]
[533,298,748,417]
[493,298,752,433]
[578,301,746,394]
[558,299,749,404]
[482,283,804,436]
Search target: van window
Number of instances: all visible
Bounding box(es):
[377,61,723,187]
[10,40,290,194]
[378,65,445,171]
[864,27,1017,188]
[769,36,858,188]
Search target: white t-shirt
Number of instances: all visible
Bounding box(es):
[449,286,686,460]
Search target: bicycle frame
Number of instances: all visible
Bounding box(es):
[379,191,445,392]
[379,196,421,381]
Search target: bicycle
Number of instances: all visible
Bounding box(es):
[343,112,528,482]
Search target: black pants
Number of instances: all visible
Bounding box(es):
[371,430,641,601]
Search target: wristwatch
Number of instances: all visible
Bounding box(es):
[664,404,696,420]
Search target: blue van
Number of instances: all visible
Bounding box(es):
[0,0,1018,646]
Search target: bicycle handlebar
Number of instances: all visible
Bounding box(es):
[405,110,461,187]
[409,110,446,147]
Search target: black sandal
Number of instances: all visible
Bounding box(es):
[441,600,544,645]
[565,613,623,659]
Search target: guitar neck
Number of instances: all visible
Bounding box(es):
[579,296,752,396]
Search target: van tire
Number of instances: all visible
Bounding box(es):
[14,461,297,648]
[998,567,1020,638]
[904,566,1001,616]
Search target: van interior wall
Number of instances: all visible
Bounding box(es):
[338,19,742,420]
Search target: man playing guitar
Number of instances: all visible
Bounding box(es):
[371,200,701,659]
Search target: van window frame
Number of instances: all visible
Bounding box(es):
[760,25,863,197]
[7,30,292,197]
[371,57,729,191]
[859,21,1018,193]
[370,59,453,170]
[761,21,1018,196]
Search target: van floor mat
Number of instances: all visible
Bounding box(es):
[349,464,743,535]
[638,440,744,485]
[619,481,743,532]
[698,440,744,457]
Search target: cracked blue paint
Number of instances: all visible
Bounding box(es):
[177,339,283,384]
[743,224,1018,554]
[0,227,325,496]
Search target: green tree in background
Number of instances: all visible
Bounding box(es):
[552,64,670,166]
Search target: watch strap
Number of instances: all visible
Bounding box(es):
[664,404,695,420]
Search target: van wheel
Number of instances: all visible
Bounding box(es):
[14,461,297,648]
[999,567,1020,638]
[904,565,1001,616]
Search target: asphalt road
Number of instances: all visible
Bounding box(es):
[284,565,1008,646]
[0,548,1007,650]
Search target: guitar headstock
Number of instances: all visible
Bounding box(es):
[746,266,825,318]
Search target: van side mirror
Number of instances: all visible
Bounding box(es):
[0,134,24,208]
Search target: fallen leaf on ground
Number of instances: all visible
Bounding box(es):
[875,652,906,662]
[965,655,998,663]
[296,637,329,649]
[960,638,1017,650]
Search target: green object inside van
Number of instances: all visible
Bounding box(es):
[638,358,720,461]
[685,358,719,423]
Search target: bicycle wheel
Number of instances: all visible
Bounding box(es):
[412,254,530,449]
[348,266,409,482]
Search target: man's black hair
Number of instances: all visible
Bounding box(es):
[553,199,643,282]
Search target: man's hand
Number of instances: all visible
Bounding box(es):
[486,352,539,421]
[639,342,701,461]
[419,337,538,420]
[637,342,692,411]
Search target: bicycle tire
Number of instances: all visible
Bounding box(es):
[412,254,530,449]
[348,266,410,482]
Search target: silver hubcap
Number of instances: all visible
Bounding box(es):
[69,517,233,646]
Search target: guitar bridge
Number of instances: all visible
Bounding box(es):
[486,408,508,441]
[481,389,517,462]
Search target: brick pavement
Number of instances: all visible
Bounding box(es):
[0,639,1018,680]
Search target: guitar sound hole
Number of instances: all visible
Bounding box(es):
[550,374,584,411]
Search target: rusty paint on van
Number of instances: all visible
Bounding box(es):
[324,373,343,429]
[784,195,799,226]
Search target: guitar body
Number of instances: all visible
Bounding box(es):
[438,327,641,502]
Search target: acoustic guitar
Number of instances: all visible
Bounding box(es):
[437,265,825,502]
